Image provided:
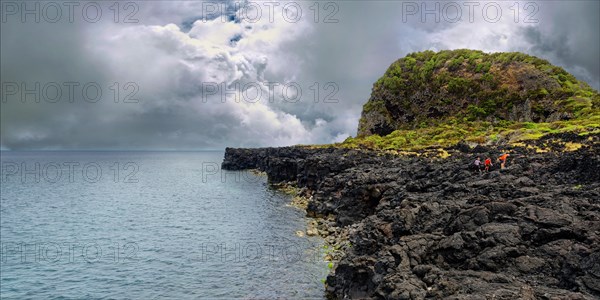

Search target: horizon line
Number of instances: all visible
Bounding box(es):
[0,149,227,152]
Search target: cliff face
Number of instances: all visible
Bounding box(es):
[358,50,600,136]
[222,134,600,299]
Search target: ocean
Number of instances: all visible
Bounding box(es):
[0,151,328,299]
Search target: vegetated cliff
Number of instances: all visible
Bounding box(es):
[222,50,600,299]
[222,134,600,299]
[358,50,599,137]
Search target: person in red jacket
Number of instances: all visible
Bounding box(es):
[484,157,493,172]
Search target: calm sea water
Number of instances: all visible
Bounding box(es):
[0,151,328,299]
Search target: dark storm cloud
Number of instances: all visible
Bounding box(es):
[520,1,599,89]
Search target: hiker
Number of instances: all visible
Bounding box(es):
[498,153,510,169]
[473,157,483,173]
[484,157,493,172]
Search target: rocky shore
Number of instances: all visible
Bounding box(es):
[222,133,600,299]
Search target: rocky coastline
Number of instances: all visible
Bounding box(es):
[222,133,600,299]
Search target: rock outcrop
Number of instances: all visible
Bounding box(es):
[222,134,600,299]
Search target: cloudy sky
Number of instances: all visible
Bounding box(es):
[1,0,598,150]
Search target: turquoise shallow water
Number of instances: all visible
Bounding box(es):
[0,151,328,299]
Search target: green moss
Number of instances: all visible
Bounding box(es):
[343,116,599,152]
[363,99,387,116]
[527,88,549,100]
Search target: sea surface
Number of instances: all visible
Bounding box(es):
[0,151,328,299]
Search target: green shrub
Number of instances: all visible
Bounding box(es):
[467,105,487,121]
[448,57,464,71]
[448,77,471,94]
[476,62,492,73]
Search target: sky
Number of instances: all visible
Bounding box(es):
[1,0,599,150]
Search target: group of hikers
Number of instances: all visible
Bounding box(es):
[473,153,510,173]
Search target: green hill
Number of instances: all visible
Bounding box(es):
[342,50,599,151]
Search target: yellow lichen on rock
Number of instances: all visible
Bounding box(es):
[563,142,583,151]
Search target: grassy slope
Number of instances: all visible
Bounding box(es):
[339,116,599,151]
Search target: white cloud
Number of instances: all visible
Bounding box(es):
[1,1,597,150]
[79,1,334,148]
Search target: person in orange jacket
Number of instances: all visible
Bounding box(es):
[498,153,510,169]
